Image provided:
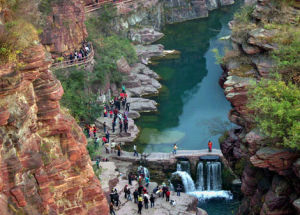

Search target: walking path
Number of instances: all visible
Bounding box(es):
[85,0,134,13]
[50,44,94,71]
[112,149,223,162]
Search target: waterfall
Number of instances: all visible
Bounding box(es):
[196,162,204,191]
[206,162,222,191]
[172,171,196,192]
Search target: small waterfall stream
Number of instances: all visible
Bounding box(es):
[171,160,232,201]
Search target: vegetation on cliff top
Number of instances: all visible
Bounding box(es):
[0,0,39,64]
[230,1,300,150]
[248,77,300,150]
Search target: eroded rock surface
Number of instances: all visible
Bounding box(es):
[0,44,108,214]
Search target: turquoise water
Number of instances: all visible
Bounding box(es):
[134,3,241,153]
[198,198,240,215]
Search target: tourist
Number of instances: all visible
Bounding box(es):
[93,125,97,138]
[144,194,149,209]
[173,144,178,155]
[85,125,90,137]
[111,141,116,153]
[123,185,128,199]
[128,172,132,185]
[124,118,128,133]
[127,188,132,201]
[137,198,143,214]
[145,176,149,187]
[114,192,119,207]
[103,122,106,133]
[117,144,121,156]
[105,130,110,143]
[138,184,143,195]
[89,126,93,138]
[110,202,115,215]
[110,189,115,204]
[176,184,182,196]
[125,102,130,112]
[162,183,167,198]
[208,140,213,152]
[102,136,107,146]
[150,194,155,208]
[133,189,139,203]
[133,145,138,157]
[166,189,170,202]
[122,85,126,93]
[104,143,109,154]
[96,158,100,169]
[109,110,113,118]
[94,136,100,149]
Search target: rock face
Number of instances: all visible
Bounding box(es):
[219,1,300,214]
[40,0,87,56]
[0,44,108,214]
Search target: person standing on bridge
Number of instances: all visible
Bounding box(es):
[172,144,178,155]
[208,140,213,152]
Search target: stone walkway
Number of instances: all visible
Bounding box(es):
[112,149,223,162]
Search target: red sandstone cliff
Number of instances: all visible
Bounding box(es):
[0,44,109,214]
[40,0,87,57]
[219,0,300,214]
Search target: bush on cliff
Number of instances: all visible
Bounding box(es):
[55,69,103,123]
[248,77,300,150]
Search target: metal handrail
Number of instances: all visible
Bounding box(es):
[85,0,134,13]
[50,45,94,71]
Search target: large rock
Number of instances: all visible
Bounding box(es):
[129,27,164,44]
[128,97,158,112]
[250,147,300,175]
[0,44,109,214]
[248,28,278,51]
[40,0,87,56]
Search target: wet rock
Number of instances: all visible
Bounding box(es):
[129,27,164,44]
[197,208,208,215]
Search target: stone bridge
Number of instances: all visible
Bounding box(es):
[111,149,229,183]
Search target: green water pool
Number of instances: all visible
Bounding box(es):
[133,2,242,153]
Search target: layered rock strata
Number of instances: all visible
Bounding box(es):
[219,0,300,214]
[0,44,108,215]
[41,0,87,56]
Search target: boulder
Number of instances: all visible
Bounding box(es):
[117,57,131,74]
[129,27,164,44]
[127,97,157,112]
[248,28,278,51]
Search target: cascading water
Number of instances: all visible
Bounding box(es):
[171,171,196,192]
[196,162,204,191]
[172,160,232,201]
[207,161,222,191]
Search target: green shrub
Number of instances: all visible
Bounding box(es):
[55,69,103,123]
[234,5,255,24]
[247,77,300,150]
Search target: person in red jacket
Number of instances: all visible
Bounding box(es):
[166,190,170,202]
[208,140,213,152]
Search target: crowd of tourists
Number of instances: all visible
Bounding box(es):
[109,166,183,215]
[65,41,92,63]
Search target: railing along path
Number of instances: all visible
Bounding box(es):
[50,45,94,71]
[85,0,134,13]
